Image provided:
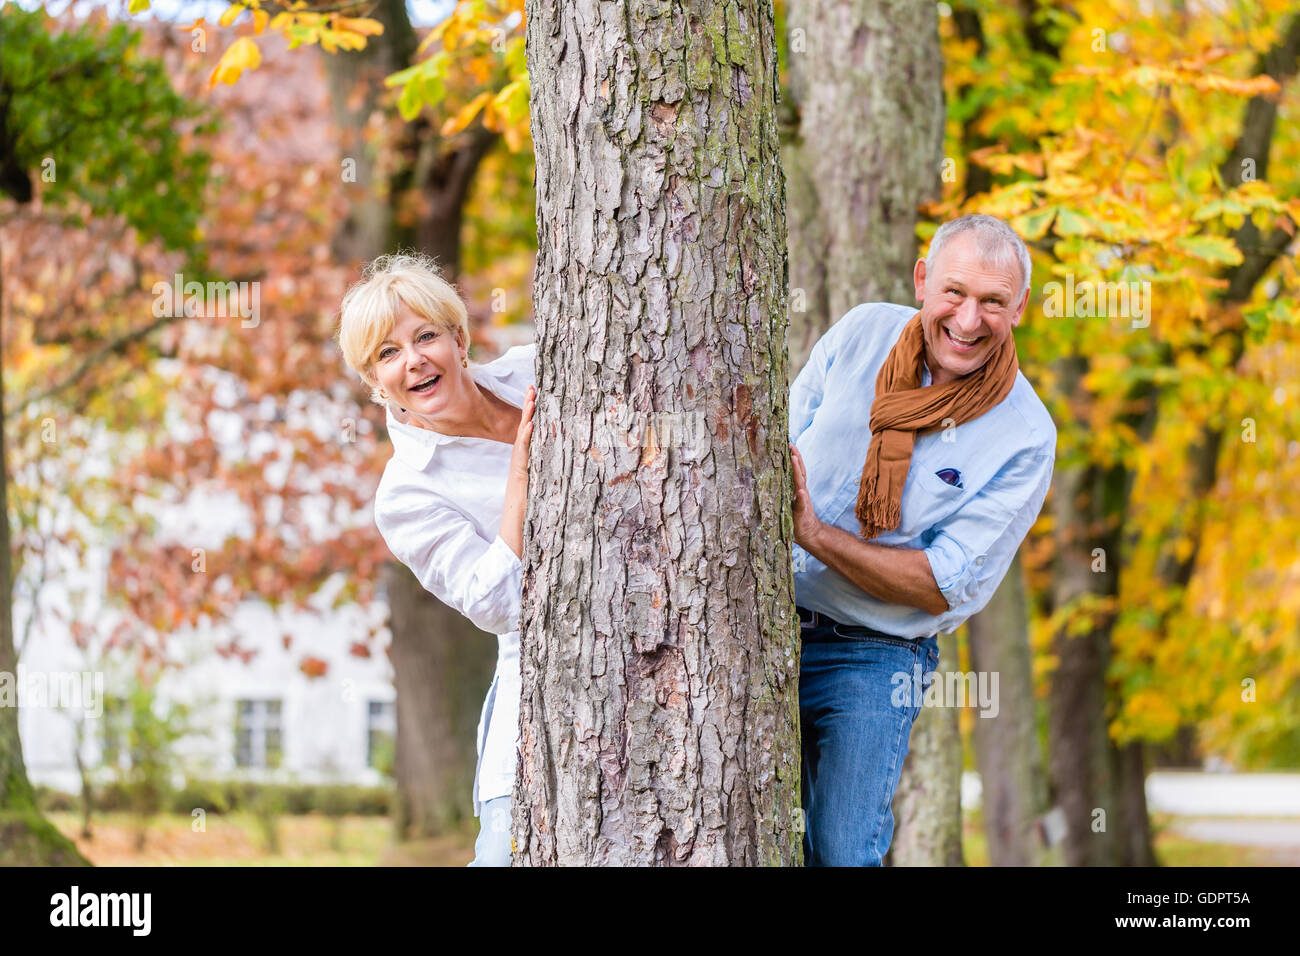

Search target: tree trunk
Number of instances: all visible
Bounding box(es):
[0,236,90,864]
[513,0,800,866]
[889,633,964,866]
[321,0,418,264]
[385,561,496,837]
[967,551,1051,865]
[1045,355,1123,866]
[321,1,500,838]
[783,0,944,371]
[1113,740,1156,866]
[785,0,952,862]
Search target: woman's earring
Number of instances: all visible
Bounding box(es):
[462,356,468,368]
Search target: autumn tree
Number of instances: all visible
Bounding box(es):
[132,0,537,836]
[940,0,1058,867]
[941,0,1300,865]
[0,3,210,864]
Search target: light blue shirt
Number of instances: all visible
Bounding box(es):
[790,302,1057,638]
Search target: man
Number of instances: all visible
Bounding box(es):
[788,213,1056,866]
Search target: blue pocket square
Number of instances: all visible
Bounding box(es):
[935,468,964,489]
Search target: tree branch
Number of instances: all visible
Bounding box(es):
[5,311,187,421]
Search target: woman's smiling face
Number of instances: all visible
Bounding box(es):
[373,303,466,414]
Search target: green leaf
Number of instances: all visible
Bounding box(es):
[1173,234,1244,266]
[1015,206,1058,240]
[397,79,422,121]
[1054,206,1095,237]
[1192,198,1249,222]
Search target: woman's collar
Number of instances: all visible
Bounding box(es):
[384,361,512,470]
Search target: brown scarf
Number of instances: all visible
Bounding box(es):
[855,310,1019,540]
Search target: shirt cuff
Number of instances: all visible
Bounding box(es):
[487,533,523,572]
[924,534,983,612]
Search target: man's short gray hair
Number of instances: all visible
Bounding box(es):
[925,214,1032,300]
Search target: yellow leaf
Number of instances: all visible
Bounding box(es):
[503,123,523,153]
[252,8,268,33]
[218,4,245,27]
[209,36,261,88]
[440,91,493,137]
[128,0,151,13]
[337,16,384,37]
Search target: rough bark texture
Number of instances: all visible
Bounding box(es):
[782,0,954,863]
[783,0,944,372]
[967,552,1051,866]
[514,0,800,865]
[321,0,499,837]
[888,633,964,866]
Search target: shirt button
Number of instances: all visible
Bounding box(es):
[975,556,986,566]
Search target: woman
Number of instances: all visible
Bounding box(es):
[337,253,534,866]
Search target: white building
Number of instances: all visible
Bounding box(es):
[18,572,397,794]
[16,325,535,796]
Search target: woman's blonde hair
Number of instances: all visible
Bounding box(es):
[337,252,471,407]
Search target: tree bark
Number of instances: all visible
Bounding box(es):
[783,0,944,372]
[321,0,500,838]
[784,0,953,863]
[967,551,1051,865]
[513,0,800,865]
[889,633,965,866]
[1045,354,1126,866]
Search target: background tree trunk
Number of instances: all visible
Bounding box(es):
[783,0,944,370]
[321,0,500,839]
[1045,358,1123,866]
[889,633,965,866]
[967,552,1052,865]
[384,561,496,836]
[513,0,801,865]
[322,0,417,264]
[784,0,953,865]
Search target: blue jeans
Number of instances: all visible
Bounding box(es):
[799,624,939,866]
[467,795,512,867]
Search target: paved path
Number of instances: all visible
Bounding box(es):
[1167,819,1300,847]
[1145,771,1300,817]
[963,771,1300,817]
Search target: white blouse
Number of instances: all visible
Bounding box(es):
[373,342,536,815]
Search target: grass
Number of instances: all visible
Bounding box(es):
[46,811,477,867]
[47,808,1294,866]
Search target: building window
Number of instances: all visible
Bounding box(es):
[367,700,395,773]
[235,698,283,768]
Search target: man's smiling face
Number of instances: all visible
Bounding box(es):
[913,233,1029,386]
